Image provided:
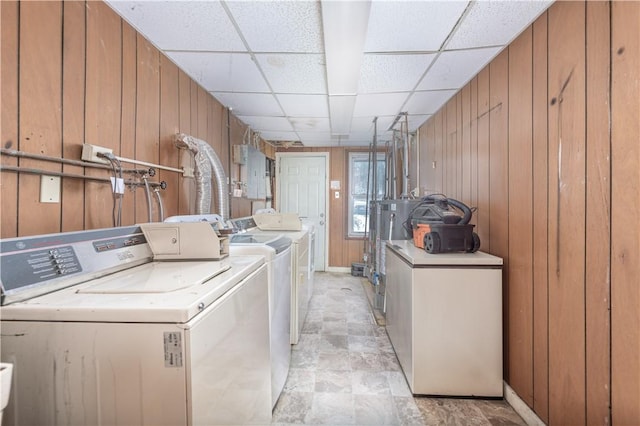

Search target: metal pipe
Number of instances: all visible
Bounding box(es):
[1,148,145,174]
[0,165,166,188]
[114,156,184,174]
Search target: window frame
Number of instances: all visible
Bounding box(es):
[346,151,386,239]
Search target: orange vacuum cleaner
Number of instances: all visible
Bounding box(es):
[404,194,481,254]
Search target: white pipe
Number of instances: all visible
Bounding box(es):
[114,156,184,174]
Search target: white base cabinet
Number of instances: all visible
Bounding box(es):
[385,241,504,397]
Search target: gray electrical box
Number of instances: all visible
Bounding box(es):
[245,146,266,200]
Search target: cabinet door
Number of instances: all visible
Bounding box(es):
[384,246,414,388]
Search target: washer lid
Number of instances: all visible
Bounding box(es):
[0,255,265,323]
[76,261,230,294]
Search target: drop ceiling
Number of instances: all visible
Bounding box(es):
[106,0,553,147]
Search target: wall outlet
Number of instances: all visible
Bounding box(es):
[81,144,113,164]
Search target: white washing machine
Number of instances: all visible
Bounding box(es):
[0,226,272,425]
[234,217,315,345]
[227,233,292,408]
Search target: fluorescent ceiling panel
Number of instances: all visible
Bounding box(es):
[237,116,294,132]
[227,1,323,53]
[277,94,329,118]
[353,93,410,117]
[256,54,326,94]
[290,117,331,132]
[259,131,299,141]
[212,93,282,117]
[447,0,553,49]
[105,1,245,52]
[328,96,356,134]
[365,1,469,52]
[167,52,269,93]
[358,54,437,93]
[322,0,371,94]
[417,47,502,90]
[404,90,458,115]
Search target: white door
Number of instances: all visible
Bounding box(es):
[276,153,327,271]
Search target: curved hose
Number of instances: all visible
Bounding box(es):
[446,198,472,225]
[153,188,165,222]
[174,133,229,220]
[142,175,153,223]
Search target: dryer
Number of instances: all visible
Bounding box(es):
[0,226,272,425]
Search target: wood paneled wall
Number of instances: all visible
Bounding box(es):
[0,0,252,238]
[418,2,639,424]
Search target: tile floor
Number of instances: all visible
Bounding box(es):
[271,272,527,426]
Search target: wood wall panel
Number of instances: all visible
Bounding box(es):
[178,70,194,215]
[469,77,478,225]
[476,67,490,250]
[461,85,471,206]
[134,35,160,224]
[611,1,640,424]
[61,0,86,233]
[548,2,587,423]
[159,55,180,220]
[585,2,611,425]
[120,20,137,226]
[1,1,19,238]
[507,27,534,403]
[433,108,444,193]
[531,12,550,423]
[18,1,63,236]
[85,0,121,229]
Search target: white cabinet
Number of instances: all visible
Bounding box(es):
[385,241,503,397]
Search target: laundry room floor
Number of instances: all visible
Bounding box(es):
[271,272,527,426]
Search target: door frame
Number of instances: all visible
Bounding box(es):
[275,151,330,272]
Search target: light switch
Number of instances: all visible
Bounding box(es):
[334,191,340,199]
[40,175,61,203]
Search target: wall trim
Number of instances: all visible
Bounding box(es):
[325,266,351,273]
[504,382,546,426]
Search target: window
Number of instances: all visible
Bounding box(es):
[347,152,386,238]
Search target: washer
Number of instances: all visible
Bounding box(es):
[234,217,315,344]
[0,226,272,426]
[227,233,292,408]
[164,215,293,410]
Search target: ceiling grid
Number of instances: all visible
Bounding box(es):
[106,0,553,147]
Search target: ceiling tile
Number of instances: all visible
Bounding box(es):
[417,47,502,90]
[277,94,328,117]
[404,90,458,115]
[105,1,245,52]
[236,116,294,132]
[359,54,436,93]
[226,1,323,53]
[406,114,432,132]
[447,0,553,49]
[212,93,282,116]
[167,52,269,93]
[365,1,469,52]
[256,54,327,94]
[258,131,300,141]
[350,116,395,134]
[353,93,410,117]
[289,117,331,132]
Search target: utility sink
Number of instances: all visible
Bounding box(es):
[0,363,13,423]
